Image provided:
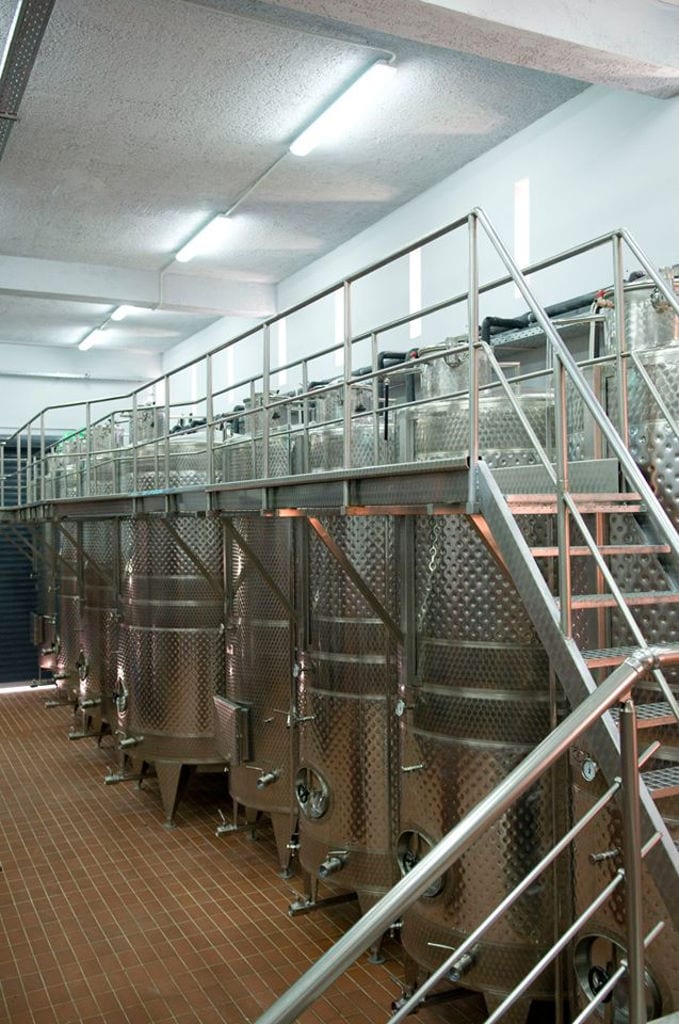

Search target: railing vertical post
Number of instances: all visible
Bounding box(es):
[163,376,171,491]
[371,332,379,464]
[613,232,630,447]
[554,355,572,637]
[342,280,353,481]
[131,392,139,493]
[262,325,271,482]
[39,412,45,503]
[85,401,92,497]
[26,420,32,504]
[0,442,5,507]
[301,358,309,475]
[620,698,647,1024]
[16,432,22,506]
[467,212,480,510]
[206,354,214,486]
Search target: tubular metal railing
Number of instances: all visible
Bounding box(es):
[252,646,679,1024]
[1,208,678,521]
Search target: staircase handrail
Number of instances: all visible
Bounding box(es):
[470,209,679,565]
[254,645,679,1024]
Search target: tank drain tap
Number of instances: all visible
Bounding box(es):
[589,848,620,864]
[80,698,101,709]
[256,770,280,789]
[319,851,348,878]
[118,735,143,748]
[429,942,476,982]
[401,763,425,773]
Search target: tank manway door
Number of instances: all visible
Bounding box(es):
[214,696,251,765]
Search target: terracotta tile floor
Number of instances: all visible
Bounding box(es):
[0,689,486,1024]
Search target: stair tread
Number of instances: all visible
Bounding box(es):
[559,591,679,609]
[584,643,679,663]
[642,764,679,798]
[531,544,670,558]
[609,702,677,727]
[506,493,641,502]
[508,492,641,511]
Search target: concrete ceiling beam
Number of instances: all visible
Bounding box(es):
[251,0,679,97]
[0,253,276,319]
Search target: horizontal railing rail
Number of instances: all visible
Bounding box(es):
[2,207,678,513]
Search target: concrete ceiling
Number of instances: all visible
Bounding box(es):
[0,0,675,364]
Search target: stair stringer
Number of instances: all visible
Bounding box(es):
[475,459,679,930]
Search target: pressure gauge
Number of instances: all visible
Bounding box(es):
[582,758,598,782]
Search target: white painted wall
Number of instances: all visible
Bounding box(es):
[0,344,160,436]
[277,85,679,370]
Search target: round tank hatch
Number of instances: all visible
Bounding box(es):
[397,830,444,899]
[295,765,329,819]
[574,934,662,1021]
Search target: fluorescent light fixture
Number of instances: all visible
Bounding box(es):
[110,304,140,321]
[290,62,396,157]
[78,328,102,351]
[175,214,232,263]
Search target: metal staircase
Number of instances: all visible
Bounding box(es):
[476,462,679,932]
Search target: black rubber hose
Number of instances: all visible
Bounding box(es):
[481,316,529,343]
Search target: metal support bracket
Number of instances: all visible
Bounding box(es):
[306,516,404,644]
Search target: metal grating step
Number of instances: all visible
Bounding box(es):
[559,591,679,610]
[507,492,642,514]
[531,543,671,559]
[584,644,679,669]
[608,702,678,729]
[642,765,679,800]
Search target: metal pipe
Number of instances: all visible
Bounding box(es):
[613,234,630,446]
[484,872,626,1024]
[262,325,271,482]
[163,376,171,491]
[253,646,676,1024]
[467,211,480,510]
[620,700,646,1024]
[554,356,572,636]
[85,401,92,496]
[473,207,679,561]
[342,281,353,473]
[206,354,214,486]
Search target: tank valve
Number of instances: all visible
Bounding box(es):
[80,698,101,709]
[104,771,128,785]
[447,952,475,982]
[256,770,280,790]
[589,848,620,864]
[401,763,425,773]
[319,851,348,878]
[119,735,143,749]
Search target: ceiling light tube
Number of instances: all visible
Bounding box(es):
[78,328,100,351]
[290,61,396,157]
[175,214,233,263]
[110,304,140,321]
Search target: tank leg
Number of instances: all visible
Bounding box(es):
[244,805,259,840]
[270,812,294,879]
[155,761,194,829]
